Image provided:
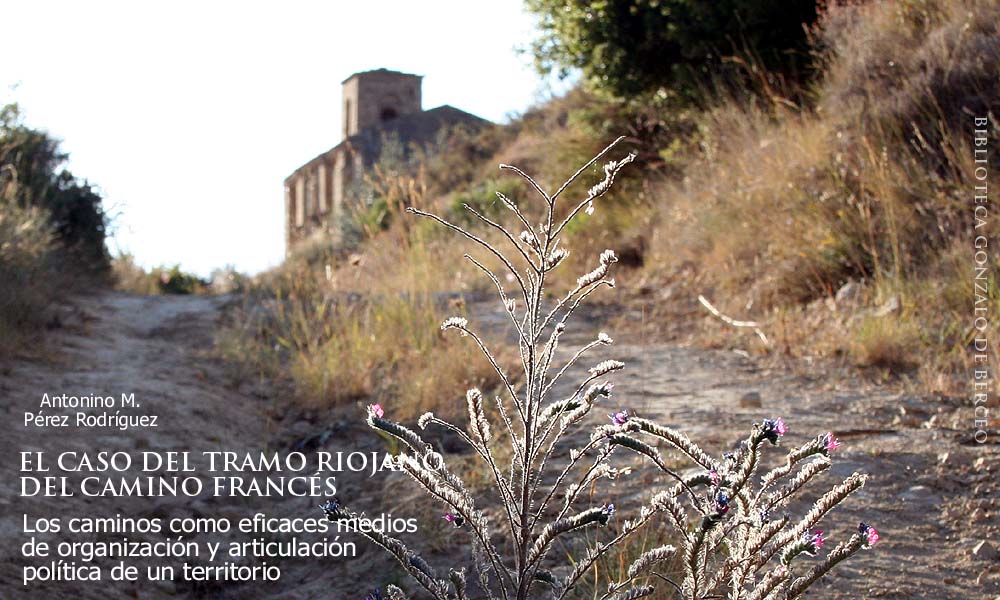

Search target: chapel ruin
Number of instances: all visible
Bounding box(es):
[283,68,489,254]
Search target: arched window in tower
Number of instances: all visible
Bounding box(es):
[380,107,398,122]
[344,99,352,136]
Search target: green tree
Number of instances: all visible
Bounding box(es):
[525,0,818,99]
[0,103,109,274]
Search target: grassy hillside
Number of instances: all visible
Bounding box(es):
[639,0,999,389]
[223,0,998,411]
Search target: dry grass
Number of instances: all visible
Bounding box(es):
[0,199,57,355]
[218,160,511,420]
[219,275,503,421]
[849,315,921,372]
[111,252,161,295]
[637,0,1000,390]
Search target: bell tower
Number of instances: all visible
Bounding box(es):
[341,69,422,138]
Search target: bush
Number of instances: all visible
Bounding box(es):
[0,198,57,354]
[112,252,160,295]
[815,0,1000,172]
[338,140,879,600]
[0,103,109,276]
[525,0,818,99]
[638,0,999,387]
[112,254,212,295]
[153,266,207,295]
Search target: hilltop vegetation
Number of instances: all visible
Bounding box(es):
[0,103,110,354]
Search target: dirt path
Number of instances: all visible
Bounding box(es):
[549,334,1000,599]
[1,292,997,599]
[0,292,382,599]
[471,300,999,599]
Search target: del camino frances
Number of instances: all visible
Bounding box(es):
[26,393,157,431]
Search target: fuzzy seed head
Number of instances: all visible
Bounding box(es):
[441,316,468,333]
[589,359,625,376]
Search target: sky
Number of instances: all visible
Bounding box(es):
[0,1,552,276]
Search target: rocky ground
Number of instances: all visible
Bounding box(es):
[0,291,997,599]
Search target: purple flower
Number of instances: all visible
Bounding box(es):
[609,409,630,425]
[369,403,385,418]
[761,417,787,444]
[824,432,841,452]
[859,522,880,546]
[365,589,382,600]
[713,491,730,516]
[319,498,344,520]
[597,503,616,525]
[708,469,720,486]
[443,513,465,527]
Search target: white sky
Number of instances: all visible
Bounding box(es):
[1,1,552,276]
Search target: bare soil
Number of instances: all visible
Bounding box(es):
[1,292,997,599]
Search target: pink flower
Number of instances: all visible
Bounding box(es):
[709,469,720,485]
[859,522,879,546]
[609,409,629,425]
[369,404,384,418]
[443,513,464,527]
[774,417,787,435]
[824,432,841,452]
[808,530,824,550]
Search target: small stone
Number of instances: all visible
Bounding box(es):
[972,540,999,561]
[835,281,863,305]
[739,392,762,408]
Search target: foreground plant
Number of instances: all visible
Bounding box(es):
[321,138,879,599]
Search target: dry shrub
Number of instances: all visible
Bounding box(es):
[640,0,999,387]
[0,199,57,355]
[347,141,879,600]
[816,0,1000,171]
[221,270,501,421]
[849,315,920,371]
[286,294,498,420]
[112,252,161,295]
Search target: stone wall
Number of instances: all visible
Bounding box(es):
[343,70,422,137]
[284,145,359,253]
